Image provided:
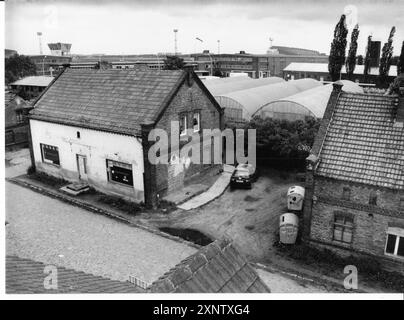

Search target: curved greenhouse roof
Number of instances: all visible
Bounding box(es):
[254,80,363,120]
[203,76,285,95]
[216,78,321,121]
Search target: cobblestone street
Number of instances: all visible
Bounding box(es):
[6,182,197,285]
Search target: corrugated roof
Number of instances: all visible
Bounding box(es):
[6,256,144,293]
[284,62,398,76]
[316,92,404,190]
[216,78,321,120]
[11,76,54,87]
[256,80,363,118]
[30,68,187,136]
[148,238,270,293]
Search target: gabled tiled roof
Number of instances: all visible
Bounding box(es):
[29,68,187,136]
[6,256,144,293]
[316,91,404,190]
[148,238,270,293]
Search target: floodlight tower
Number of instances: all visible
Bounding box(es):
[217,40,220,54]
[37,32,43,55]
[173,29,178,55]
[269,37,274,48]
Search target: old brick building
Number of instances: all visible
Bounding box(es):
[303,79,404,273]
[28,67,223,207]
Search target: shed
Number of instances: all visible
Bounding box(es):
[254,80,363,120]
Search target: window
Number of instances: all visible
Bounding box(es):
[77,131,81,139]
[193,111,200,132]
[106,159,133,186]
[40,143,60,166]
[385,228,404,258]
[333,213,354,243]
[179,113,187,136]
[369,191,378,205]
[342,187,351,201]
[16,111,24,123]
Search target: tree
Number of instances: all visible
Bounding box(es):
[328,14,348,81]
[345,24,360,79]
[356,55,364,65]
[364,35,372,77]
[94,60,112,70]
[397,41,404,75]
[379,26,396,86]
[163,56,185,70]
[5,54,37,85]
[245,116,321,169]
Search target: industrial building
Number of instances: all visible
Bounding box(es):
[283,62,398,83]
[192,51,328,79]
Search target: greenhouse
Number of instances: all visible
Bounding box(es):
[254,80,363,121]
[214,78,321,121]
[202,76,285,96]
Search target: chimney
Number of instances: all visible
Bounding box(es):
[396,75,404,124]
[183,64,196,86]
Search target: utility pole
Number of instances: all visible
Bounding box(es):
[37,32,43,55]
[173,29,178,55]
[217,40,220,54]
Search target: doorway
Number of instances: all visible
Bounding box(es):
[76,154,88,180]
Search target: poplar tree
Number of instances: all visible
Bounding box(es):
[328,15,348,81]
[379,26,396,83]
[345,24,360,79]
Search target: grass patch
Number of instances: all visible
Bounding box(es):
[29,172,68,188]
[274,242,404,292]
[97,194,142,215]
[159,227,213,246]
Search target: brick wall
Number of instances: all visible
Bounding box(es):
[308,176,404,272]
[153,73,222,198]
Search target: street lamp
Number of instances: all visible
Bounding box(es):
[196,37,213,76]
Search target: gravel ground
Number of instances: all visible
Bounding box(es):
[6,182,197,284]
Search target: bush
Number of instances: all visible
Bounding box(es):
[275,242,404,291]
[30,172,68,187]
[97,194,142,215]
[245,116,321,170]
[26,165,35,175]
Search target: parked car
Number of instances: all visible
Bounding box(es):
[230,164,258,189]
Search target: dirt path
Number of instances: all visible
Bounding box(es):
[155,169,298,262]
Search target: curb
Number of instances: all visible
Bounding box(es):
[6,177,202,251]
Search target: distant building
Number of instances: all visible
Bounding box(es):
[283,62,397,84]
[10,76,54,100]
[5,49,18,58]
[5,91,33,148]
[48,42,72,56]
[29,55,72,76]
[28,68,223,207]
[303,78,404,274]
[270,46,324,56]
[192,51,329,79]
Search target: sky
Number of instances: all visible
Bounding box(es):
[5,0,404,56]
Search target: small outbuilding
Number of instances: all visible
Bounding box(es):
[279,213,299,244]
